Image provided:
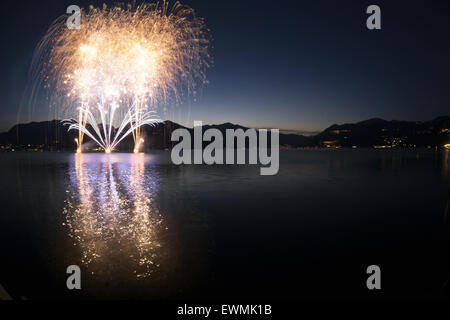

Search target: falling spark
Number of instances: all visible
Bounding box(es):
[32,1,211,152]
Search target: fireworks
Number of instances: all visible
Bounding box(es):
[32,1,210,152]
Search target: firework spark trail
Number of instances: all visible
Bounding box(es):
[32,1,211,152]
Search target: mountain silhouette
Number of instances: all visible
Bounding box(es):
[0,116,449,151]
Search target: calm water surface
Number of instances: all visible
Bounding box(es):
[0,149,449,299]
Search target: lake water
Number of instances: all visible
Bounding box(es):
[0,149,449,299]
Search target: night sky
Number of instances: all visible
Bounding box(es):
[1,0,450,133]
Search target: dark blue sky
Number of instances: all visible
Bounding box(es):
[1,0,450,133]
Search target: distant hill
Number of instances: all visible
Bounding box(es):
[0,120,186,151]
[311,117,450,148]
[0,117,449,151]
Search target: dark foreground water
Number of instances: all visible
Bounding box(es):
[0,149,449,299]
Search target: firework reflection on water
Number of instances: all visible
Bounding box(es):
[63,153,165,279]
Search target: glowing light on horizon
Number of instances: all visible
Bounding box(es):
[134,138,144,153]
